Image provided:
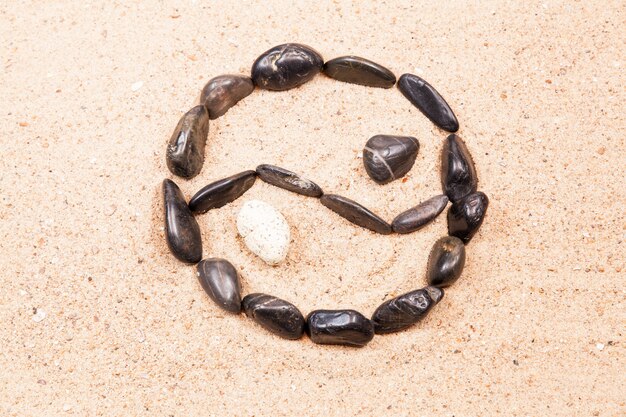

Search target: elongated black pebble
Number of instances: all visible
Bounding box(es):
[188,170,257,214]
[163,179,202,264]
[306,310,374,347]
[441,134,478,203]
[426,236,466,288]
[397,73,459,132]
[256,164,323,197]
[363,134,419,184]
[200,75,255,120]
[251,43,323,91]
[320,194,392,235]
[391,194,449,234]
[323,56,396,88]
[242,293,305,340]
[197,258,241,313]
[166,105,210,179]
[447,191,489,243]
[371,286,443,334]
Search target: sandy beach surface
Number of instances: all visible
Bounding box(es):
[1,1,624,415]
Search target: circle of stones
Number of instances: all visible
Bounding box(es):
[162,43,489,347]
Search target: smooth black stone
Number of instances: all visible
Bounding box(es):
[162,179,202,264]
[166,105,209,179]
[200,75,254,120]
[306,310,374,347]
[197,258,241,313]
[363,134,419,184]
[242,293,305,340]
[323,55,396,88]
[256,164,323,197]
[447,191,489,243]
[251,43,323,91]
[426,236,466,288]
[371,286,443,334]
[441,134,478,203]
[188,171,257,214]
[320,194,392,235]
[397,73,459,132]
[392,195,449,234]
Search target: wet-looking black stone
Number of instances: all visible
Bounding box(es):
[392,194,449,234]
[426,236,466,288]
[201,75,255,120]
[363,134,419,184]
[447,191,489,243]
[371,286,443,334]
[441,134,478,203]
[251,43,323,91]
[306,310,375,347]
[323,56,396,88]
[197,258,242,313]
[188,170,257,214]
[166,105,209,179]
[242,293,305,340]
[256,164,323,197]
[397,73,459,132]
[162,179,202,264]
[320,194,392,235]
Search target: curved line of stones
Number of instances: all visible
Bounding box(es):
[164,45,484,347]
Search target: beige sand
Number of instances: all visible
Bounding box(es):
[1,1,624,415]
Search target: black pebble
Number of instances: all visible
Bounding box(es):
[242,293,305,340]
[162,179,202,264]
[441,134,478,203]
[201,75,255,120]
[166,105,209,179]
[447,191,489,243]
[397,73,459,132]
[306,309,374,347]
[371,286,443,334]
[320,194,392,235]
[251,43,323,91]
[323,55,396,88]
[363,135,419,184]
[426,236,466,288]
[256,164,323,197]
[197,258,242,313]
[188,170,257,214]
[392,195,449,234]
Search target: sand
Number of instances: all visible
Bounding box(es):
[1,1,624,415]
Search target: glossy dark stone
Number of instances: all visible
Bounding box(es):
[397,73,459,132]
[251,43,323,91]
[392,195,449,234]
[242,293,305,340]
[447,191,489,243]
[256,164,323,197]
[426,236,466,288]
[306,310,374,347]
[323,55,396,88]
[166,105,209,179]
[200,75,254,120]
[162,179,202,264]
[371,286,443,334]
[441,134,478,203]
[188,171,257,214]
[363,135,419,184]
[197,258,241,313]
[320,194,392,235]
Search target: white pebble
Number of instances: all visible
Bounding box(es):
[596,343,605,351]
[131,81,143,91]
[237,200,290,265]
[32,309,47,323]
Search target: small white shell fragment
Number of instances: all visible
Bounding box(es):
[237,200,290,265]
[32,309,47,323]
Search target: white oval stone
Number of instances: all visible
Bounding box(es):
[237,200,290,265]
